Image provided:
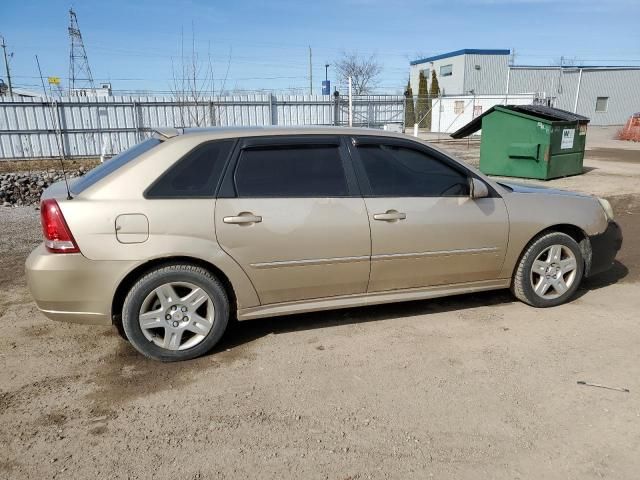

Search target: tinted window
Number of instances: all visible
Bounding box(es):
[357,144,469,197]
[235,145,348,197]
[71,138,161,194]
[146,140,234,198]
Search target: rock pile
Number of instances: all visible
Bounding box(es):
[1,169,86,207]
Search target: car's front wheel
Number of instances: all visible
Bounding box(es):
[512,231,584,307]
[122,264,229,361]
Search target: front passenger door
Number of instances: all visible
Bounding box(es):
[351,138,509,292]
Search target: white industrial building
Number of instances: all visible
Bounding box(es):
[409,49,640,125]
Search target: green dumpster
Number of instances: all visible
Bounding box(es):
[451,104,590,180]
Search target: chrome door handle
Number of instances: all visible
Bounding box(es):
[373,210,406,222]
[223,213,262,225]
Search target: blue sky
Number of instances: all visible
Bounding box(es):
[2,0,639,95]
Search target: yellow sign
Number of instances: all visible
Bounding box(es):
[47,76,61,86]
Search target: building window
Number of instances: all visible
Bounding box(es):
[454,101,465,114]
[595,97,609,112]
[440,64,453,77]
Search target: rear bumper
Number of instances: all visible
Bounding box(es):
[25,244,137,325]
[586,221,623,277]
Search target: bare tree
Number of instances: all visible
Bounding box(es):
[335,52,382,95]
[170,25,231,127]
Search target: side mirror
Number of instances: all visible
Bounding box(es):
[469,178,489,199]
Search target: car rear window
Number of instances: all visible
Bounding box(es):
[71,138,161,194]
[145,140,234,198]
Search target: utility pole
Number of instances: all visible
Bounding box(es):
[1,35,13,97]
[557,55,564,96]
[308,46,312,96]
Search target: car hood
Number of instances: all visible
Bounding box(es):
[499,181,592,198]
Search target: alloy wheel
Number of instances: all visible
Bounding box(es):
[529,244,578,300]
[138,281,215,350]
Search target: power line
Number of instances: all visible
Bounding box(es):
[11,74,309,82]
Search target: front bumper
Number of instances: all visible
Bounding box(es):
[25,244,137,325]
[586,221,623,277]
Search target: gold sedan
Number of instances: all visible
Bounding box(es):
[26,127,622,361]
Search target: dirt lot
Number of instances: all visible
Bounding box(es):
[1,142,639,479]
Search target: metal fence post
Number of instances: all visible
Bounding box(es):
[348,77,353,127]
[133,101,142,141]
[437,93,442,142]
[209,100,215,126]
[468,94,476,148]
[269,94,276,126]
[54,100,68,158]
[402,95,407,133]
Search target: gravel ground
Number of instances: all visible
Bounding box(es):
[0,206,40,288]
[1,146,639,479]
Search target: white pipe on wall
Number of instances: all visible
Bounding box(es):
[574,68,583,113]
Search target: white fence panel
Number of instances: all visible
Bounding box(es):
[0,94,404,160]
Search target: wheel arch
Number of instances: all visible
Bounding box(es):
[511,223,592,280]
[111,256,238,329]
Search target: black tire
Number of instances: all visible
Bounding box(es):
[122,264,229,362]
[512,232,584,308]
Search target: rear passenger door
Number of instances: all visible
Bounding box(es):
[215,136,371,305]
[350,137,509,292]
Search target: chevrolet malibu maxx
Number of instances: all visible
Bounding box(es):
[26,127,622,361]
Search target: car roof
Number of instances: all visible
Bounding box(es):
[154,125,408,141]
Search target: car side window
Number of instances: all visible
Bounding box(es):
[356,144,470,197]
[146,140,234,198]
[234,145,349,197]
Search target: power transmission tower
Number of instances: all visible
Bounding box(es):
[67,8,107,160]
[68,8,95,95]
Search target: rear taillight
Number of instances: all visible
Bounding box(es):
[40,199,80,254]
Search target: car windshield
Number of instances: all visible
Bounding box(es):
[70,138,162,194]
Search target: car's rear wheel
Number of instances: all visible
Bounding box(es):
[512,232,584,307]
[122,264,229,361]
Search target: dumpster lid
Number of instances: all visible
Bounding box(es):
[450,104,590,139]
[510,104,590,122]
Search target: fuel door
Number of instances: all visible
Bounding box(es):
[115,214,149,244]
